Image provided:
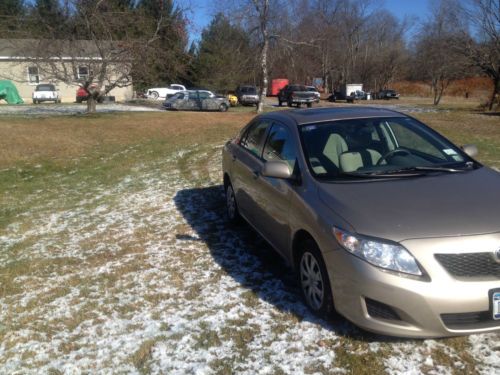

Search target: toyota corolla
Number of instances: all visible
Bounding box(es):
[222,107,500,338]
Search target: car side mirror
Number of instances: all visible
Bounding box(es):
[262,160,293,179]
[462,144,478,158]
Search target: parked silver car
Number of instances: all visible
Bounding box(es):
[163,90,229,112]
[222,107,500,338]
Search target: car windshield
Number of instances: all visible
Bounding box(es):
[306,87,317,92]
[299,116,473,180]
[36,84,55,91]
[290,85,307,91]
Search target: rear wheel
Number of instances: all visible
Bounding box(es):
[307,102,312,108]
[287,99,292,107]
[278,99,282,106]
[150,91,159,99]
[219,103,228,112]
[298,239,334,317]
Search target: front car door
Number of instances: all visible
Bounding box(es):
[231,119,272,223]
[252,122,298,254]
[184,90,201,110]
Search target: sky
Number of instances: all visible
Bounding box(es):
[177,0,433,44]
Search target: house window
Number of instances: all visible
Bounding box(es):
[78,66,89,81]
[28,66,39,84]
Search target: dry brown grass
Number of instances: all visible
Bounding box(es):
[0,112,254,168]
[393,78,493,99]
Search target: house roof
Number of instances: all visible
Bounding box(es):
[0,39,125,60]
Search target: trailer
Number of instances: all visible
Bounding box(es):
[328,83,364,103]
[341,83,363,97]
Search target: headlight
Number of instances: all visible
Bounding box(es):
[333,227,422,276]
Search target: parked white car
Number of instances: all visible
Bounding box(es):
[147,84,186,100]
[32,83,61,104]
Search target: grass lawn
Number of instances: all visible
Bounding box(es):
[0,104,499,373]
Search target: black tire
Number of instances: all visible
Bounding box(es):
[278,100,282,107]
[225,182,241,224]
[297,103,302,108]
[297,239,334,318]
[307,102,312,108]
[219,103,228,112]
[287,99,292,107]
[33,100,37,104]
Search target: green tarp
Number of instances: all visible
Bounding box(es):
[0,80,24,104]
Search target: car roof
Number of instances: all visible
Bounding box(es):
[261,107,407,126]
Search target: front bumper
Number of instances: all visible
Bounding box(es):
[34,97,58,102]
[291,98,315,104]
[323,232,500,338]
[240,96,259,105]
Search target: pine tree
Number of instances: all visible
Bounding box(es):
[132,0,189,87]
[191,13,255,92]
[0,0,25,36]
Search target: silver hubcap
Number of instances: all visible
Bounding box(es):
[226,186,236,219]
[300,252,324,310]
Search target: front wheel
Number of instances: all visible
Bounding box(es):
[219,103,228,112]
[150,91,159,100]
[298,239,334,317]
[307,102,312,108]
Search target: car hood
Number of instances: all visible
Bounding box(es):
[317,167,500,242]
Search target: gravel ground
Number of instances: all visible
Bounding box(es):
[0,99,446,116]
[0,103,162,115]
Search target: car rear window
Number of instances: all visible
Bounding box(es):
[241,87,257,94]
[36,84,55,91]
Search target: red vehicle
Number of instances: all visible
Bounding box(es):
[76,84,104,103]
[76,86,89,103]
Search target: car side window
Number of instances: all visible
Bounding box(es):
[240,120,271,158]
[188,92,198,100]
[198,91,210,99]
[263,123,297,171]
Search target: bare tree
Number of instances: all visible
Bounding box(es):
[9,0,187,113]
[461,0,500,110]
[222,0,288,112]
[414,0,469,105]
[250,0,270,113]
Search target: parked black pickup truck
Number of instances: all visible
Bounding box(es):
[278,85,316,107]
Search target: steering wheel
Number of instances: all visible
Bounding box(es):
[377,148,412,165]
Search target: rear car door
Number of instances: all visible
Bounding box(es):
[199,91,213,110]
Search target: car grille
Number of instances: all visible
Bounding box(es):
[441,311,500,330]
[435,253,500,278]
[365,298,401,321]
